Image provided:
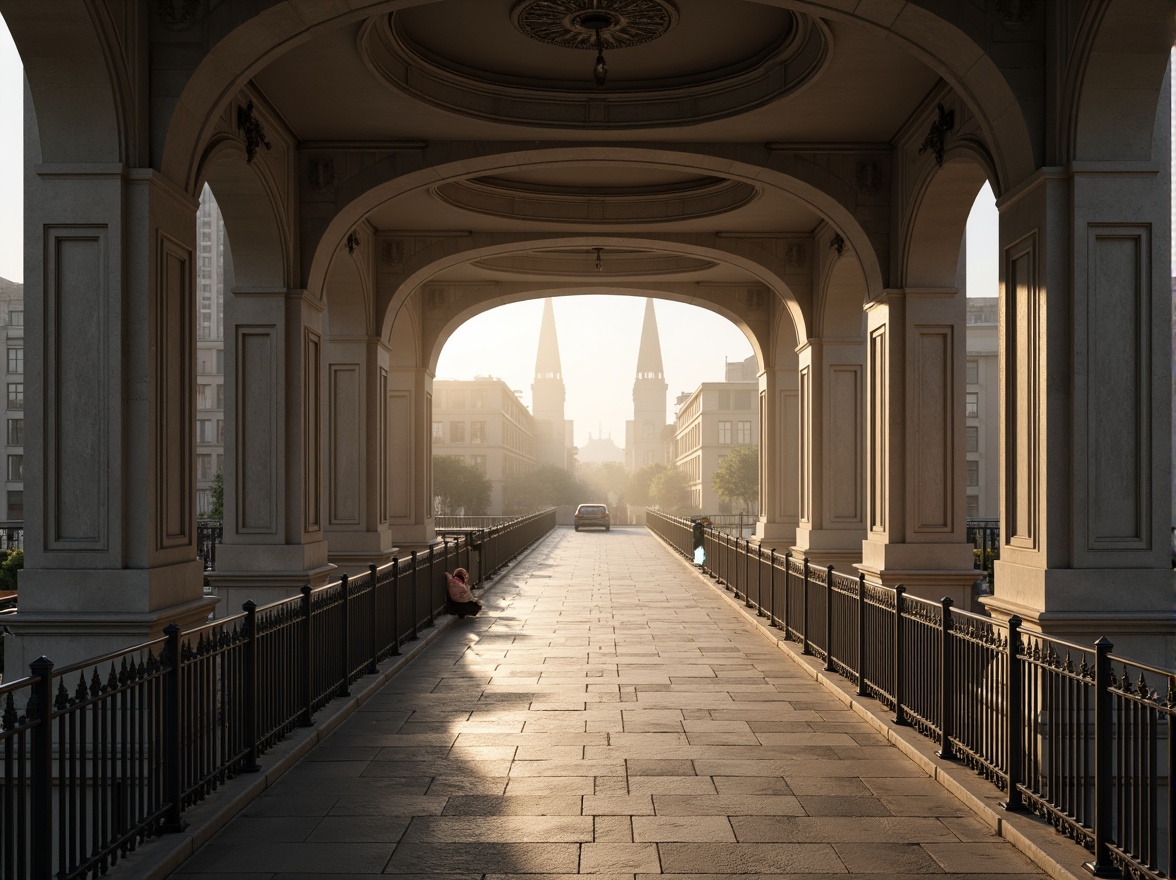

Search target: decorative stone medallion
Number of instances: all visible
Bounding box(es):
[511,0,679,50]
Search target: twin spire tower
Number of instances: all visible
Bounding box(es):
[532,296,669,475]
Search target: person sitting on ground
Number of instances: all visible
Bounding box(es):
[445,567,481,618]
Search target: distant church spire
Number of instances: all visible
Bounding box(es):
[532,298,573,471]
[534,297,562,379]
[626,298,669,473]
[635,296,665,379]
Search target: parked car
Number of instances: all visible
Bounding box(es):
[574,503,610,532]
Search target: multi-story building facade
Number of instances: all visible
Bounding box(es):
[194,186,227,518]
[432,377,536,514]
[0,277,22,524]
[674,379,759,513]
[966,298,999,519]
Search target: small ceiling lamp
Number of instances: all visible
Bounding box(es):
[594,247,604,271]
[575,8,613,87]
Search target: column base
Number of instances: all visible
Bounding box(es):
[984,561,1175,666]
[324,530,399,577]
[858,539,981,608]
[3,593,219,675]
[754,518,797,549]
[206,539,336,618]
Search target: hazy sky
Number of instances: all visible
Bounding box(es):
[0,19,1167,449]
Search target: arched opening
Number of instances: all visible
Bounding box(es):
[431,294,756,520]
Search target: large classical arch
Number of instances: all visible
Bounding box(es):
[1,0,1171,672]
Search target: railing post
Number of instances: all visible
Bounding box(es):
[783,551,792,637]
[856,573,867,696]
[28,655,54,880]
[410,551,420,640]
[161,625,187,831]
[768,548,776,623]
[1084,636,1117,877]
[937,597,955,759]
[801,557,811,654]
[426,544,436,627]
[390,557,401,654]
[368,564,380,674]
[300,585,313,725]
[893,585,906,726]
[1003,614,1024,812]
[743,539,753,607]
[338,574,351,696]
[824,565,835,672]
[242,600,261,772]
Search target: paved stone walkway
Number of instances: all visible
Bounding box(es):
[176,527,1044,879]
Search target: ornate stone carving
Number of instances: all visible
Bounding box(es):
[855,161,883,196]
[747,290,765,310]
[995,0,1034,26]
[785,243,806,270]
[157,0,205,30]
[829,234,845,257]
[309,159,335,193]
[236,101,271,164]
[382,240,405,268]
[346,232,360,255]
[917,103,955,167]
[426,289,446,310]
[512,0,679,50]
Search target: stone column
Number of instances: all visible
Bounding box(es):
[208,288,334,613]
[859,290,976,605]
[983,169,1173,663]
[5,169,216,671]
[755,366,798,547]
[793,339,867,568]
[323,337,396,575]
[386,366,436,547]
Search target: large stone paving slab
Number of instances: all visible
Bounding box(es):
[175,527,1043,877]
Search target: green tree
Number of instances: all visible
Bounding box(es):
[209,469,224,520]
[627,463,671,507]
[503,464,583,513]
[711,445,759,513]
[577,461,629,506]
[433,455,492,515]
[0,548,23,592]
[650,467,692,514]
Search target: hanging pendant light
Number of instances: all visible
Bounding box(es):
[592,28,607,87]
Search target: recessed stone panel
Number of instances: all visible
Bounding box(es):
[913,327,951,532]
[330,364,362,526]
[1005,237,1038,550]
[47,228,107,549]
[158,236,192,548]
[828,365,861,524]
[239,330,277,534]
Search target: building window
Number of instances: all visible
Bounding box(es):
[732,390,753,410]
[6,383,22,411]
[216,419,224,444]
[472,390,485,409]
[966,495,979,518]
[197,384,210,409]
[7,347,22,375]
[449,391,466,409]
[7,489,22,519]
[6,419,21,446]
[7,455,21,481]
[966,426,978,453]
[197,489,210,517]
[471,421,486,444]
[197,454,213,481]
[472,455,486,473]
[736,421,752,444]
[216,384,224,410]
[965,392,978,418]
[718,421,732,444]
[432,422,444,441]
[966,460,979,487]
[966,359,979,385]
[8,310,21,327]
[451,421,465,443]
[197,419,213,443]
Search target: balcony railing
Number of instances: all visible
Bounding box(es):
[0,509,556,880]
[648,509,1173,880]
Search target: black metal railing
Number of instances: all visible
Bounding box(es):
[196,520,222,571]
[966,518,999,576]
[648,509,1173,880]
[0,508,556,880]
